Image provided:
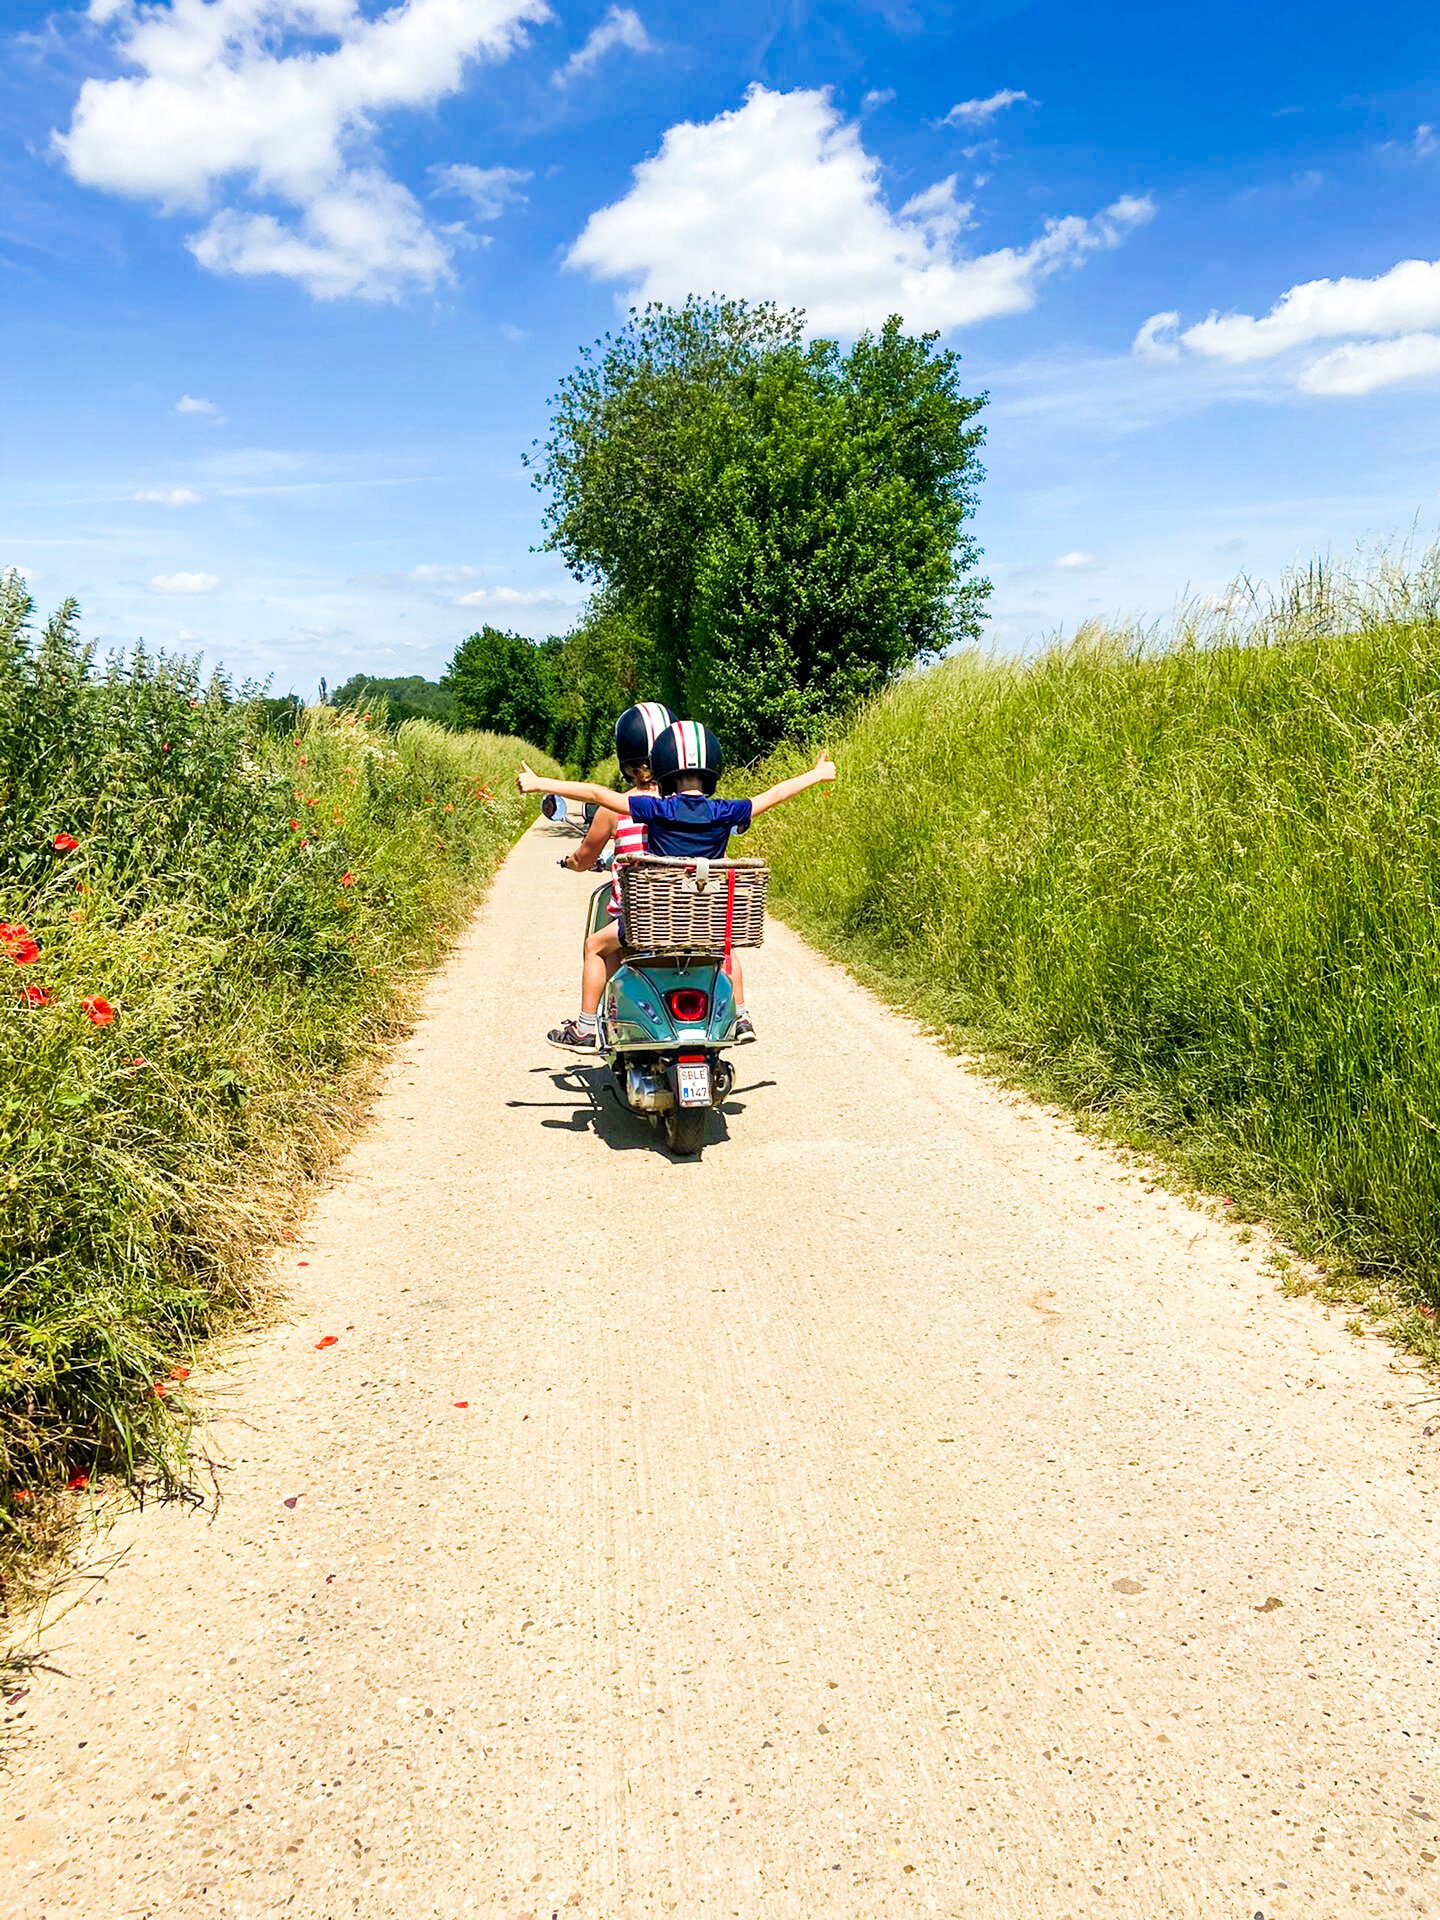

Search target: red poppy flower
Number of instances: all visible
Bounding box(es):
[1421,1304,1437,1322]
[169,1364,191,1380]
[81,995,115,1026]
[340,871,355,886]
[453,1401,469,1409]
[9,939,41,966]
[289,818,301,831]
[12,1489,31,1503]
[306,797,318,807]
[153,1381,169,1397]
[297,754,308,766]
[23,984,50,1007]
[315,1334,338,1349]
[53,832,79,851]
[66,1471,89,1492]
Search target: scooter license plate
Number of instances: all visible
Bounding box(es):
[676,1061,711,1107]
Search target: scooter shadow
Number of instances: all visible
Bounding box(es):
[508,1063,775,1155]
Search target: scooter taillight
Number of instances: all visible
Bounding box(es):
[666,988,710,1023]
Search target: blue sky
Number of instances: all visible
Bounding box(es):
[3,0,1437,693]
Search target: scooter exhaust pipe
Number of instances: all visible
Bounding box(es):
[625,1063,675,1112]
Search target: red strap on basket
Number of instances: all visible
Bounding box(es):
[722,866,737,978]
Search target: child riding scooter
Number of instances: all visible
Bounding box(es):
[518,719,836,1048]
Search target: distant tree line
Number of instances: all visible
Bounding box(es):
[324,595,655,772]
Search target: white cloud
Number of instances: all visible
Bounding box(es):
[1132,310,1181,363]
[412,563,481,582]
[862,88,895,110]
[1143,257,1440,364]
[1054,550,1099,569]
[151,571,219,593]
[553,5,653,86]
[191,170,451,300]
[568,86,1152,335]
[56,0,548,300]
[430,163,531,222]
[134,486,203,505]
[942,89,1030,127]
[1297,332,1440,396]
[1415,124,1438,158]
[176,392,223,418]
[1135,255,1440,396]
[456,585,570,608]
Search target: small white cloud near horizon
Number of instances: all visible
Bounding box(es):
[135,486,203,506]
[176,394,224,421]
[1135,254,1440,396]
[151,571,219,594]
[456,585,572,609]
[413,563,482,583]
[430,164,532,223]
[1054,551,1100,569]
[1414,124,1438,158]
[553,7,654,87]
[56,0,548,301]
[568,86,1152,335]
[942,89,1030,127]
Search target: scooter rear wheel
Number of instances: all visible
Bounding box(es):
[663,1105,707,1158]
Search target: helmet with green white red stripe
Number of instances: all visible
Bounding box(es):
[613,701,675,769]
[650,718,723,796]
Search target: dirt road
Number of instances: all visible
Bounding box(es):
[6,820,1440,1918]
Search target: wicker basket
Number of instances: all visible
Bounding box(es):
[618,855,769,953]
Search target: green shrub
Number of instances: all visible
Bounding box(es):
[751,555,1440,1299]
[0,575,553,1501]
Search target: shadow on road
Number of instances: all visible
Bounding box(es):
[507,1063,776,1155]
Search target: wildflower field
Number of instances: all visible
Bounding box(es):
[751,553,1440,1319]
[0,575,554,1522]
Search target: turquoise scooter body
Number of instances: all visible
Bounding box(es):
[584,882,739,1157]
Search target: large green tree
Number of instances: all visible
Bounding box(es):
[529,298,989,760]
[443,627,556,743]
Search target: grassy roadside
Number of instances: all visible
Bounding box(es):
[748,553,1440,1348]
[1,577,555,1553]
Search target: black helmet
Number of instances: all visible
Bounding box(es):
[613,701,675,769]
[650,718,723,796]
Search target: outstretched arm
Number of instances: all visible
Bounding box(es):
[562,806,618,872]
[748,750,836,820]
[516,761,632,815]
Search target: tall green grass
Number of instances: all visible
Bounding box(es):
[752,552,1440,1304]
[1,575,554,1511]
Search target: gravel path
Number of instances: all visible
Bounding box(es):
[6,821,1440,1919]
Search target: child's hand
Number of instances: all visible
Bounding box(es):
[516,761,540,795]
[814,750,836,783]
